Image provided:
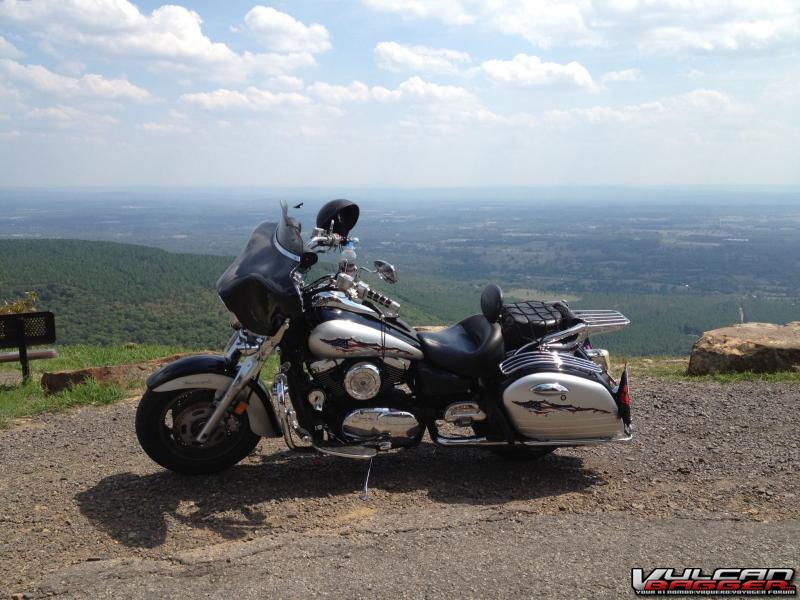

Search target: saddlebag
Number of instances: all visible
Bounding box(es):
[500,300,579,349]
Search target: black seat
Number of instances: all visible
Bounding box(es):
[417,314,504,378]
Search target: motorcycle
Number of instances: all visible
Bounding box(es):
[136,199,633,474]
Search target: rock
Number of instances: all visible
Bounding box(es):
[41,353,204,395]
[687,322,800,375]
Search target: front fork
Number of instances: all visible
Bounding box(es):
[272,369,312,449]
[195,320,290,444]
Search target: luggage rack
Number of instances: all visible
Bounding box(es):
[571,310,630,335]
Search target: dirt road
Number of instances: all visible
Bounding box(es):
[1,376,798,598]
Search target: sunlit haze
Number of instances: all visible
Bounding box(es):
[1,0,798,186]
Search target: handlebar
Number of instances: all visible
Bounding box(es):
[306,228,359,252]
[365,288,401,312]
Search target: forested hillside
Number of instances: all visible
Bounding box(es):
[0,240,232,348]
[1,239,797,355]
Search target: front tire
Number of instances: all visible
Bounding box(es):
[136,388,261,474]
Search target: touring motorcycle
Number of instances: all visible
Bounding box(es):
[136,200,633,474]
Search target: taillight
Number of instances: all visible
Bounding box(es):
[615,366,631,424]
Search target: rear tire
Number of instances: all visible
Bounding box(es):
[136,388,261,475]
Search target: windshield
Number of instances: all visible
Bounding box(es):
[276,200,304,258]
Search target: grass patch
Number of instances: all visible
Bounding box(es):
[0,378,127,427]
[0,344,281,427]
[615,356,800,383]
[0,343,192,375]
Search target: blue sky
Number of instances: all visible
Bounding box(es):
[0,0,798,186]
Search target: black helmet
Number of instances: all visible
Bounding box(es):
[316,199,359,237]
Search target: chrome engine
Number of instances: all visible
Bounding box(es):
[342,408,421,446]
[308,357,409,400]
[343,362,382,400]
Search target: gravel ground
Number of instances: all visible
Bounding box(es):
[0,376,798,598]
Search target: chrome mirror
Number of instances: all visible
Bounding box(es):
[373,260,398,284]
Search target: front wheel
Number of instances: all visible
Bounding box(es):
[136,388,261,474]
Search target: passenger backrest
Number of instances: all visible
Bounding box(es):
[480,283,504,323]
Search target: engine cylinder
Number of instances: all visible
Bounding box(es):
[343,362,381,400]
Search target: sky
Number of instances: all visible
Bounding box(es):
[0,0,798,187]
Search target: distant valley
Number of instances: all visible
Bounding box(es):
[1,187,798,355]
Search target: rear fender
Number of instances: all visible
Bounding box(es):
[147,354,280,437]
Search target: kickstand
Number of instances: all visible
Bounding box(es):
[361,456,374,501]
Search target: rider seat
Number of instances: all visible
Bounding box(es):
[417,284,505,378]
[418,315,504,378]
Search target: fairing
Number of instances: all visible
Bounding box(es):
[217,205,303,335]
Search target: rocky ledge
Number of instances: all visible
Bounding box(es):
[688,321,800,375]
[41,353,199,395]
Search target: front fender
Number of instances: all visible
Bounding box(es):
[147,354,280,438]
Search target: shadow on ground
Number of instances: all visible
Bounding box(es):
[76,444,602,549]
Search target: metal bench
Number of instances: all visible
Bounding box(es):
[0,311,57,382]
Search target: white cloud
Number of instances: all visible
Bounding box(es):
[264,75,305,91]
[681,68,705,80]
[0,0,317,83]
[244,6,331,54]
[27,105,85,121]
[483,1,598,49]
[363,0,596,48]
[308,81,372,104]
[309,76,480,105]
[641,18,800,53]
[0,35,23,59]
[26,105,119,127]
[180,87,311,111]
[543,88,745,125]
[140,121,190,134]
[0,58,151,101]
[361,0,800,53]
[374,42,471,74]
[601,68,641,83]
[362,0,475,26]
[481,54,597,90]
[308,76,501,132]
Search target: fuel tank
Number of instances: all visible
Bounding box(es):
[503,372,624,440]
[309,319,424,360]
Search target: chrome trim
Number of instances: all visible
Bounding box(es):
[443,401,487,424]
[538,322,588,347]
[434,432,632,447]
[571,309,630,335]
[434,435,507,447]
[196,320,289,444]
[307,389,325,412]
[343,362,382,400]
[342,407,421,444]
[521,432,633,446]
[311,290,379,317]
[500,351,603,377]
[585,348,611,371]
[312,443,377,460]
[530,382,570,395]
[383,356,410,371]
[308,358,342,374]
[272,370,312,449]
[272,229,302,262]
